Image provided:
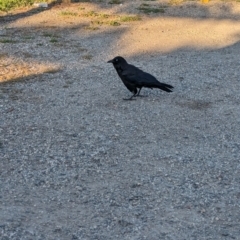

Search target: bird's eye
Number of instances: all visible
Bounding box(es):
[115,58,118,62]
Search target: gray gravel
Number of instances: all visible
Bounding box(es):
[1,7,240,240]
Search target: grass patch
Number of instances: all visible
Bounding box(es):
[82,54,93,60]
[138,5,166,14]
[0,0,34,12]
[108,0,122,4]
[99,13,110,19]
[83,11,114,20]
[168,0,185,5]
[23,35,33,40]
[60,11,78,16]
[81,11,141,28]
[42,32,59,42]
[42,32,53,37]
[0,38,17,43]
[83,11,99,17]
[119,15,141,22]
[108,21,121,26]
[85,26,100,30]
[50,37,58,43]
[91,20,104,25]
[0,0,56,12]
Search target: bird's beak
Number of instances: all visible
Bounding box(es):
[107,59,113,63]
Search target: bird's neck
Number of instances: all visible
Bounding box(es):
[115,65,123,74]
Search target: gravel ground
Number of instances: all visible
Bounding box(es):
[1,1,240,239]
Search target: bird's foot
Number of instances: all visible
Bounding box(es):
[123,98,136,101]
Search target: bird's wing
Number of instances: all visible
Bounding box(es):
[121,63,173,91]
[121,65,147,85]
[122,64,160,84]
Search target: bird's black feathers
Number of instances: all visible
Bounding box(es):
[107,56,173,100]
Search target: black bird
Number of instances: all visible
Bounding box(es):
[107,56,174,100]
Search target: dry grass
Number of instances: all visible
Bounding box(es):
[58,7,142,28]
[82,54,93,60]
[60,11,78,17]
[168,0,186,5]
[0,55,61,83]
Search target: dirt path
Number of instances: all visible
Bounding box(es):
[1,1,240,239]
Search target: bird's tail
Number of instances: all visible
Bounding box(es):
[155,82,174,92]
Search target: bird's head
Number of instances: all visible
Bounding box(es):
[107,56,127,66]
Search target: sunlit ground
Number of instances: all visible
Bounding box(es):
[116,18,240,56]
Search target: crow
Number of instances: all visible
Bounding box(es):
[107,56,174,100]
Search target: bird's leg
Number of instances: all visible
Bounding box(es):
[136,87,142,96]
[136,87,146,97]
[123,93,137,100]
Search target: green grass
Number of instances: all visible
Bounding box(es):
[82,11,112,19]
[83,11,99,17]
[0,38,17,43]
[137,5,166,14]
[0,0,54,12]
[108,21,121,26]
[60,11,78,16]
[119,15,141,22]
[50,37,58,43]
[99,13,110,18]
[23,35,33,40]
[91,20,104,25]
[0,0,33,11]
[82,12,141,29]
[42,32,53,37]
[42,32,59,42]
[108,0,122,4]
